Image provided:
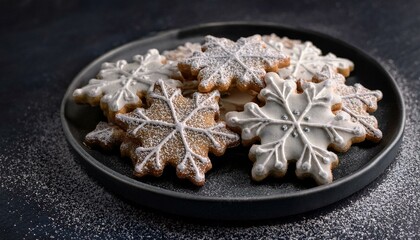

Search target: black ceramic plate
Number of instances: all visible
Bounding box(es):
[61,22,405,220]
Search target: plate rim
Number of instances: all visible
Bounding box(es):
[60,21,405,211]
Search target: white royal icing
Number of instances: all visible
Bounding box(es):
[73,49,182,112]
[264,35,354,81]
[182,35,288,92]
[226,72,365,185]
[116,80,239,185]
[314,65,383,140]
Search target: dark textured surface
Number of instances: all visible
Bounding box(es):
[0,0,419,239]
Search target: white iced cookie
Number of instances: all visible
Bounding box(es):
[313,65,383,142]
[263,34,354,81]
[73,49,182,121]
[226,72,366,185]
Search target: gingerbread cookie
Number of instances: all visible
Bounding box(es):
[85,122,126,151]
[179,35,289,92]
[73,49,182,121]
[115,80,240,186]
[313,66,383,142]
[163,42,202,61]
[226,72,366,185]
[265,36,354,81]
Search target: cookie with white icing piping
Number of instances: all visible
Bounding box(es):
[179,35,290,93]
[115,80,240,186]
[73,49,183,122]
[85,122,126,151]
[264,34,354,81]
[313,65,383,142]
[226,72,366,185]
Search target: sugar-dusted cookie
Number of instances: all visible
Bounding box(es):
[115,80,240,186]
[264,35,354,81]
[85,121,126,151]
[179,35,289,93]
[163,42,202,61]
[226,72,366,185]
[73,49,182,121]
[313,65,383,142]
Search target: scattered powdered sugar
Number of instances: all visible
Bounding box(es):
[0,58,418,238]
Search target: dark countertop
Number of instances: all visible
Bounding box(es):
[0,0,419,239]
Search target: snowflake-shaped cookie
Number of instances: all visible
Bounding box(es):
[116,80,240,186]
[85,122,126,151]
[73,49,182,121]
[179,35,289,92]
[226,73,366,185]
[313,66,383,142]
[272,39,354,81]
[163,42,202,61]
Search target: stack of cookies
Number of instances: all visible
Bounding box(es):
[73,34,382,186]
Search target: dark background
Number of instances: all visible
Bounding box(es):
[0,0,419,239]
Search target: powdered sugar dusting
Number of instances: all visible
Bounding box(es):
[115,80,239,186]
